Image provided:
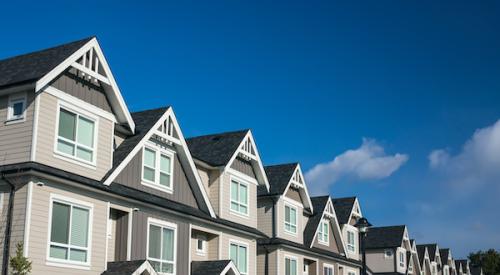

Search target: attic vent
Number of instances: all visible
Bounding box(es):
[290,168,303,188]
[72,47,109,84]
[158,116,175,137]
[241,137,255,156]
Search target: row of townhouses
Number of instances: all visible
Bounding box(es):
[0,37,483,275]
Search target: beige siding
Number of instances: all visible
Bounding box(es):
[257,247,277,275]
[312,221,340,253]
[276,197,304,244]
[257,198,274,237]
[27,180,108,274]
[342,226,360,260]
[276,248,305,275]
[285,188,302,203]
[219,232,257,275]
[190,230,219,262]
[0,91,35,165]
[219,172,258,228]
[196,167,221,216]
[35,92,113,180]
[366,249,395,273]
[230,157,255,178]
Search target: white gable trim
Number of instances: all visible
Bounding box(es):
[132,260,157,275]
[221,261,242,275]
[35,37,135,133]
[346,198,363,225]
[281,164,314,212]
[102,108,216,218]
[224,130,270,191]
[309,197,348,254]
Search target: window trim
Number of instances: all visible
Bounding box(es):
[229,240,249,275]
[323,263,335,275]
[141,144,175,194]
[46,194,93,268]
[347,230,356,253]
[284,203,298,235]
[6,92,27,123]
[195,234,207,256]
[146,217,178,275]
[399,250,406,268]
[284,254,298,275]
[318,219,329,245]
[384,249,394,258]
[53,101,99,167]
[229,176,250,217]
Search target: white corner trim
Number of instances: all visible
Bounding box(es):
[30,93,41,161]
[23,181,33,257]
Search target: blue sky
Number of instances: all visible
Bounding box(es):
[1,0,500,257]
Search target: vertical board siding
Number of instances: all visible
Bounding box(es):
[312,222,340,253]
[190,231,219,262]
[230,157,256,178]
[115,146,198,208]
[35,92,113,180]
[284,188,302,203]
[0,91,35,165]
[219,172,258,228]
[131,210,190,275]
[257,198,274,236]
[50,68,112,113]
[365,249,395,273]
[28,181,108,274]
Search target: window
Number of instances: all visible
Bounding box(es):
[56,107,96,163]
[348,272,356,275]
[230,179,248,215]
[399,251,405,267]
[285,257,297,275]
[347,231,356,252]
[148,220,176,274]
[318,220,329,244]
[431,264,437,275]
[323,265,334,275]
[196,235,206,255]
[7,93,26,121]
[142,146,174,192]
[408,262,414,274]
[284,204,297,234]
[385,250,393,258]
[48,199,91,265]
[230,242,248,275]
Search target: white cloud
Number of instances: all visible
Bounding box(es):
[305,138,409,195]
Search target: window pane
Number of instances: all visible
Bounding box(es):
[240,205,248,215]
[71,207,89,247]
[69,249,87,262]
[162,263,174,273]
[143,167,155,182]
[77,117,94,148]
[290,208,296,224]
[197,239,203,250]
[51,202,70,244]
[59,109,76,141]
[144,148,156,168]
[150,261,161,272]
[238,246,247,273]
[162,228,174,261]
[230,244,238,264]
[291,259,297,275]
[76,147,93,162]
[57,139,75,156]
[13,102,23,116]
[239,184,247,204]
[285,206,290,223]
[148,225,161,259]
[160,173,171,188]
[160,155,171,173]
[50,245,68,260]
[231,202,239,212]
[231,181,238,201]
[286,259,291,275]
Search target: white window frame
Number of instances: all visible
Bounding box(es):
[408,260,414,274]
[229,176,249,217]
[399,250,406,267]
[46,194,93,269]
[347,230,356,252]
[285,255,298,275]
[141,144,175,194]
[284,203,298,235]
[323,263,334,275]
[6,92,27,123]
[229,240,249,275]
[195,234,207,256]
[54,101,99,167]
[318,220,329,245]
[146,217,177,275]
[384,249,394,258]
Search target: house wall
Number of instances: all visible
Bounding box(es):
[218,171,258,228]
[219,231,257,275]
[276,196,304,244]
[277,248,305,275]
[396,247,407,273]
[190,230,219,262]
[0,90,35,165]
[366,248,395,273]
[34,92,113,180]
[256,247,278,275]
[115,139,199,209]
[257,197,274,237]
[342,225,360,260]
[312,221,340,253]
[230,157,255,178]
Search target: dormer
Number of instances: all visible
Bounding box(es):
[364,225,409,274]
[332,196,364,260]
[187,129,268,228]
[304,196,346,255]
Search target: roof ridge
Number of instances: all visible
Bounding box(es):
[264,162,299,168]
[186,129,250,140]
[131,106,170,115]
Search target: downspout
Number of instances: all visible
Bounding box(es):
[264,246,269,275]
[271,197,277,238]
[2,175,16,275]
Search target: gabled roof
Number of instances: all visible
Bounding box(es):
[332,197,357,225]
[102,260,156,275]
[0,37,93,89]
[454,260,462,271]
[260,163,297,196]
[420,244,439,262]
[186,130,249,167]
[304,196,330,246]
[191,260,241,275]
[457,260,469,272]
[440,248,450,264]
[364,225,407,249]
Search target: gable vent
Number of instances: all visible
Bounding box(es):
[72,47,109,84]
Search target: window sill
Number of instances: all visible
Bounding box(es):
[195,251,206,256]
[229,209,250,219]
[318,240,329,246]
[53,152,97,170]
[46,260,91,270]
[284,230,297,237]
[141,181,173,194]
[5,117,25,125]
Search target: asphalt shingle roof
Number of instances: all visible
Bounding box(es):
[0,37,93,89]
[102,260,150,275]
[332,197,356,225]
[457,260,469,271]
[258,163,298,196]
[420,244,438,261]
[440,248,450,263]
[191,260,235,275]
[364,225,406,249]
[417,245,428,266]
[186,129,249,167]
[303,196,330,246]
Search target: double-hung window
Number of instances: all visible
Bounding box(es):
[284,204,297,234]
[318,220,329,244]
[347,230,356,252]
[230,179,248,215]
[285,257,297,275]
[399,251,405,267]
[323,265,334,275]
[230,242,248,275]
[56,107,96,163]
[142,146,174,192]
[7,93,26,121]
[148,220,176,274]
[48,198,91,265]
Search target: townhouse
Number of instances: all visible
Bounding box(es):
[439,249,455,275]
